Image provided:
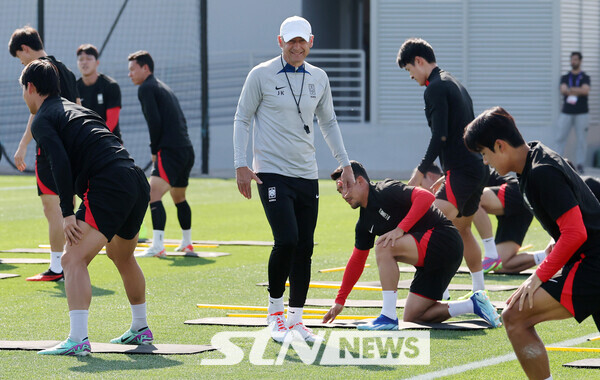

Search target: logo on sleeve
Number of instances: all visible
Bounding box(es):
[268,187,277,202]
[379,208,390,220]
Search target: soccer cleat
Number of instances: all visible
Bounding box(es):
[357,314,399,330]
[135,246,166,258]
[174,243,194,253]
[38,337,91,356]
[288,322,322,342]
[110,327,154,345]
[482,257,502,273]
[471,290,502,328]
[267,311,288,342]
[26,269,64,282]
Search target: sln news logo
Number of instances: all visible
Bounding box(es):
[201,328,430,366]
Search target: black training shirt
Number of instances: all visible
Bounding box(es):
[419,67,484,174]
[560,71,590,114]
[40,56,79,102]
[518,142,600,262]
[137,75,192,154]
[582,176,600,201]
[77,73,122,139]
[31,96,134,217]
[354,179,453,250]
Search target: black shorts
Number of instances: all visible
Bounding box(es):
[75,164,150,242]
[409,225,463,300]
[35,149,58,196]
[151,146,194,187]
[436,165,489,217]
[541,252,600,330]
[490,183,534,245]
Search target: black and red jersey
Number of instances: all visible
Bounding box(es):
[418,66,484,174]
[354,179,453,250]
[137,75,192,154]
[77,73,121,139]
[40,56,79,103]
[518,141,600,266]
[31,96,134,217]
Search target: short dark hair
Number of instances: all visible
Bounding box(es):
[128,50,154,73]
[331,160,370,183]
[464,107,525,153]
[571,51,582,60]
[76,44,99,59]
[20,59,60,97]
[423,163,443,176]
[397,38,436,68]
[9,26,44,57]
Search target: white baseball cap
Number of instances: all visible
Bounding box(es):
[280,16,312,42]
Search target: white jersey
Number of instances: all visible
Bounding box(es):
[233,55,350,179]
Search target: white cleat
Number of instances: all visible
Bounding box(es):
[267,312,288,343]
[135,246,166,258]
[174,243,194,253]
[288,322,322,343]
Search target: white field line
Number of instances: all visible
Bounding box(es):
[0,186,36,191]
[404,332,599,380]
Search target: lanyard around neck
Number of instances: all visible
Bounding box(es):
[280,55,310,134]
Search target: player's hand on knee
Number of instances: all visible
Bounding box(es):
[376,228,405,247]
[431,175,445,193]
[323,303,344,323]
[507,273,541,311]
[63,215,83,246]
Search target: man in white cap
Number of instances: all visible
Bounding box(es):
[234,16,354,342]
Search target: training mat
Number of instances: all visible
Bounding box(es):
[0,340,215,355]
[165,251,230,258]
[256,280,518,292]
[185,317,491,330]
[0,258,50,264]
[0,273,20,279]
[563,358,600,368]
[163,239,274,246]
[398,266,535,276]
[0,248,50,254]
[302,298,507,309]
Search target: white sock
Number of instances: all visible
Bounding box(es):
[533,250,547,265]
[482,238,498,259]
[152,230,164,248]
[69,310,89,342]
[50,251,63,273]
[286,307,303,326]
[181,229,192,246]
[381,290,398,320]
[447,299,474,317]
[472,270,485,292]
[442,288,451,301]
[268,296,284,315]
[130,303,148,331]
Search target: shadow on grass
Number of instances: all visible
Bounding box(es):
[163,257,216,268]
[38,282,115,298]
[0,264,18,271]
[70,354,182,373]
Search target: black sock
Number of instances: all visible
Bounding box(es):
[175,200,192,230]
[150,201,166,230]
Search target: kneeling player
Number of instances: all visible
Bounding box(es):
[21,60,153,355]
[322,161,501,329]
[464,106,600,379]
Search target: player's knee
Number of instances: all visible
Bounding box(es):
[375,245,394,261]
[501,307,524,333]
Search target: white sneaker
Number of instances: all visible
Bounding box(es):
[135,246,166,258]
[174,243,194,253]
[267,312,288,342]
[288,322,322,343]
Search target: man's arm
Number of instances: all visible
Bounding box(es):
[233,68,263,198]
[417,85,449,175]
[138,86,162,154]
[567,84,590,96]
[14,114,35,171]
[104,81,122,132]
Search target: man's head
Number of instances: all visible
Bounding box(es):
[421,164,443,192]
[331,160,370,209]
[20,59,59,114]
[128,50,153,85]
[8,26,44,65]
[397,38,437,86]
[464,106,526,175]
[571,51,582,71]
[278,16,314,68]
[77,44,100,77]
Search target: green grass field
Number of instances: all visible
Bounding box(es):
[0,175,598,379]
